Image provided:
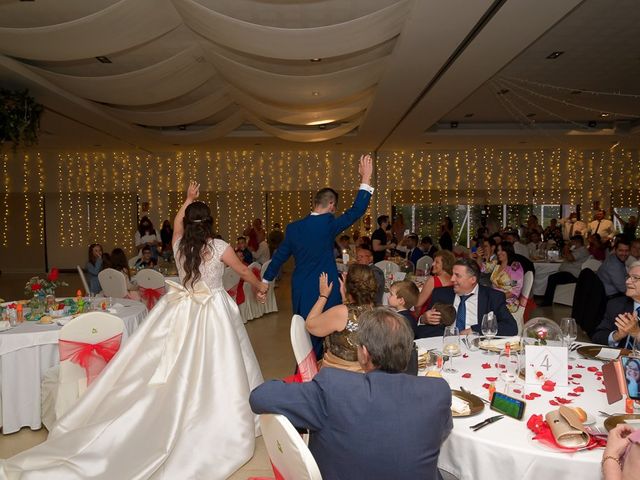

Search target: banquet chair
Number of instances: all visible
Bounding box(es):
[415,255,433,274]
[134,269,166,310]
[41,312,124,430]
[98,268,128,298]
[222,267,241,291]
[239,262,265,321]
[260,414,322,480]
[375,260,400,273]
[573,269,606,337]
[76,265,91,295]
[261,260,278,314]
[290,314,318,382]
[553,258,602,306]
[513,271,534,335]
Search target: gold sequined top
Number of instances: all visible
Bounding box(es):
[324,304,373,362]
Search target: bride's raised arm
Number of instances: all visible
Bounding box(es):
[172,181,200,246]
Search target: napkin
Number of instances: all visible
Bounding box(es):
[451,396,471,415]
[596,348,620,360]
[481,336,520,349]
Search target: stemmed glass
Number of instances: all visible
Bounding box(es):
[481,312,498,355]
[631,336,640,359]
[498,349,520,395]
[560,317,578,359]
[442,325,461,373]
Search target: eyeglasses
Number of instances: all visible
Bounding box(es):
[625,274,640,283]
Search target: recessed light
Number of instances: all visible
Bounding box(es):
[310,58,322,63]
[588,120,597,128]
[96,56,112,63]
[526,113,536,118]
[178,125,187,131]
[311,91,320,96]
[464,113,474,118]
[600,113,610,118]
[546,51,564,59]
[497,89,510,95]
[450,121,458,129]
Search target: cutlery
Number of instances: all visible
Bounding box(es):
[460,386,489,404]
[470,415,504,431]
[569,343,581,352]
[598,411,626,417]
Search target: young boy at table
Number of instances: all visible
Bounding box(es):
[388,280,420,338]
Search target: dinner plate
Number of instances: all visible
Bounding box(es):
[576,345,630,361]
[604,414,640,432]
[450,390,485,417]
[479,339,523,353]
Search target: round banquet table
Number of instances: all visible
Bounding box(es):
[532,261,563,296]
[414,337,627,480]
[0,298,147,434]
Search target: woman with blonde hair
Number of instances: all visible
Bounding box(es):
[306,264,378,372]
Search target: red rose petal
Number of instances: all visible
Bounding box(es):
[525,394,536,400]
[568,365,573,370]
[462,373,471,378]
[597,388,607,393]
[463,354,469,359]
[567,392,580,397]
[571,374,582,379]
[549,400,559,406]
[536,371,544,378]
[587,366,599,372]
[482,383,490,389]
[486,377,498,382]
[481,363,491,369]
[530,392,541,398]
[513,389,522,394]
[555,397,572,404]
[541,384,555,392]
[576,364,585,369]
[573,386,584,393]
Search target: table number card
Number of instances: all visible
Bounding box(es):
[525,345,568,387]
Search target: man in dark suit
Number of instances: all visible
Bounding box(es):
[356,246,385,305]
[403,233,425,266]
[592,261,640,348]
[418,258,518,337]
[262,155,373,356]
[250,308,452,480]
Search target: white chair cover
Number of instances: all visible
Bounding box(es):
[415,255,433,274]
[41,312,124,430]
[375,260,400,273]
[513,271,535,335]
[135,269,166,289]
[76,265,90,296]
[222,267,241,292]
[98,268,128,298]
[261,260,278,314]
[260,414,322,480]
[290,315,318,383]
[553,258,602,306]
[238,262,265,322]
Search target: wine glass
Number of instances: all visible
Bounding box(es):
[631,336,640,359]
[442,325,461,373]
[560,317,578,359]
[481,312,498,355]
[498,350,520,395]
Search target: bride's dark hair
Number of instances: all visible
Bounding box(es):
[178,201,214,288]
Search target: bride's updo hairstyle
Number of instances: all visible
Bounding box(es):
[178,201,214,288]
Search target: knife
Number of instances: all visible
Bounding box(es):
[469,415,504,431]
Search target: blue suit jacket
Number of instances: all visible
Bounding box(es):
[407,247,425,267]
[416,285,518,338]
[263,189,372,317]
[250,368,452,480]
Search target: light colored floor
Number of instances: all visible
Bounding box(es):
[0,269,580,477]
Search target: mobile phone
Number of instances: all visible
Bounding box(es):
[490,392,526,420]
[621,356,640,400]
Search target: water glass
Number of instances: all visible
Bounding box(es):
[560,317,578,358]
[442,325,461,373]
[498,350,520,394]
[481,312,498,355]
[631,337,640,359]
[466,332,480,352]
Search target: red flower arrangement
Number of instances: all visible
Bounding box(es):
[24,268,67,297]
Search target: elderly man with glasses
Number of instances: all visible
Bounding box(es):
[592,261,640,349]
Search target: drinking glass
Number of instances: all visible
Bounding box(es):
[560,317,578,359]
[442,325,461,373]
[498,350,520,395]
[631,336,640,359]
[481,312,498,355]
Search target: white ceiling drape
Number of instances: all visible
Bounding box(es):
[246,113,362,142]
[30,47,215,105]
[0,0,181,61]
[173,0,410,60]
[150,110,245,143]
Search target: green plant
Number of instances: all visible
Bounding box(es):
[0,89,43,148]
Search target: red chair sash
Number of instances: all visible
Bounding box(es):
[139,285,165,310]
[59,333,123,385]
[298,349,318,382]
[228,268,261,306]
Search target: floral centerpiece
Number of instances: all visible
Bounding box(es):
[522,317,562,346]
[24,268,68,297]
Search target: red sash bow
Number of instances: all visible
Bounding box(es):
[139,285,165,310]
[59,333,123,385]
[228,268,261,306]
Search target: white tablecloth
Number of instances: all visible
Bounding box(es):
[415,337,625,480]
[532,262,563,296]
[0,298,147,434]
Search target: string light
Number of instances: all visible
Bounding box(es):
[1,154,9,246]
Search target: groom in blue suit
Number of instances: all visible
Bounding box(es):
[263,155,374,356]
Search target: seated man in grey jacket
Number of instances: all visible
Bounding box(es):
[250,308,453,480]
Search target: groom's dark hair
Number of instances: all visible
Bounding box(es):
[314,188,339,208]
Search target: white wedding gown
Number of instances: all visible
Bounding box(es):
[1,239,263,479]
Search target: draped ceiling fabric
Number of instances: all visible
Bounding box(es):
[0,0,413,143]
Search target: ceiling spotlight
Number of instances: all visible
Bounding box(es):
[311,91,320,96]
[96,56,112,63]
[310,58,322,62]
[600,113,610,118]
[178,125,187,131]
[588,120,597,128]
[450,121,458,129]
[526,113,536,118]
[546,51,564,59]
[464,113,474,118]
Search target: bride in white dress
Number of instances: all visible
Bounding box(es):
[1,182,268,479]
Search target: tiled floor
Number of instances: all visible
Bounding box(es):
[0,269,583,477]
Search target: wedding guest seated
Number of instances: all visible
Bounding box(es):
[543,218,563,245]
[356,235,372,250]
[539,235,589,306]
[505,231,529,259]
[589,233,607,261]
[306,265,376,372]
[592,261,640,348]
[334,234,351,258]
[108,248,140,300]
[135,246,157,269]
[415,250,455,315]
[490,241,524,313]
[134,217,161,260]
[387,280,419,336]
[420,235,438,258]
[627,239,640,269]
[355,246,384,305]
[236,236,253,264]
[402,233,425,266]
[250,308,453,480]
[474,237,497,287]
[526,231,544,259]
[598,237,631,300]
[86,243,104,295]
[602,423,640,480]
[419,259,518,338]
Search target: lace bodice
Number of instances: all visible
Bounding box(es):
[173,238,229,290]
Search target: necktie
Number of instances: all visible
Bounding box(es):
[626,306,640,349]
[456,294,472,331]
[595,220,601,234]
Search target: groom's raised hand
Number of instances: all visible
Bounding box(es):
[358,154,373,185]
